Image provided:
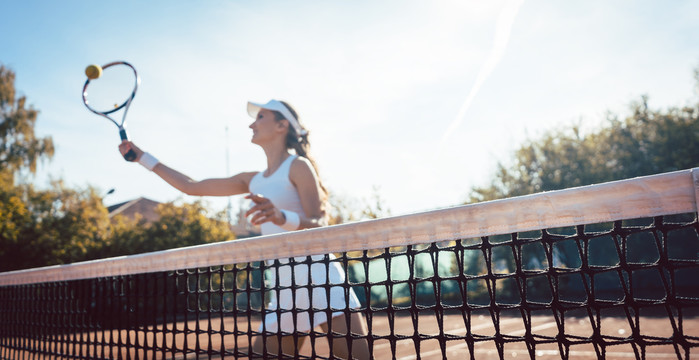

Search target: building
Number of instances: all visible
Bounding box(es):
[107,197,161,223]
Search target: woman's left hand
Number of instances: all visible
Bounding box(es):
[245,194,285,226]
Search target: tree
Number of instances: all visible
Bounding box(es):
[327,186,391,225]
[105,200,235,256]
[1,64,60,271]
[0,180,115,271]
[0,65,54,180]
[467,81,699,203]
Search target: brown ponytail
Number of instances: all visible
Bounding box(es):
[272,101,329,211]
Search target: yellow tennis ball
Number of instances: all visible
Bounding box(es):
[85,64,102,80]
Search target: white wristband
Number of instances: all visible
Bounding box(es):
[138,152,159,171]
[280,209,301,231]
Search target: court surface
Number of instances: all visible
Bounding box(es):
[67,311,694,359]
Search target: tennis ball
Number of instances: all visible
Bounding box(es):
[85,64,102,80]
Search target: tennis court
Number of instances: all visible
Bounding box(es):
[2,168,698,359]
[2,311,695,359]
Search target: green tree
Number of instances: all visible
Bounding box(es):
[0,65,54,179]
[0,64,60,271]
[327,186,391,225]
[0,182,33,269]
[468,90,699,203]
[105,200,235,256]
[28,181,110,267]
[1,179,112,271]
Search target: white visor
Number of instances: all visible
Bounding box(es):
[247,100,308,136]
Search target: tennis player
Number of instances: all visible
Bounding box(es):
[119,99,370,359]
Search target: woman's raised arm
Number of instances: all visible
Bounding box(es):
[120,140,255,197]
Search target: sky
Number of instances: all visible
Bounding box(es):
[2,0,698,219]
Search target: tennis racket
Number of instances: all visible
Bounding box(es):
[82,61,140,161]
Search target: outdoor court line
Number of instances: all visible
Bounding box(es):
[505,321,558,335]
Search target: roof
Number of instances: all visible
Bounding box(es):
[107,197,161,223]
[107,197,252,237]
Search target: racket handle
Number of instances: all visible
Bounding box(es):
[119,129,137,162]
[119,128,129,141]
[123,149,137,162]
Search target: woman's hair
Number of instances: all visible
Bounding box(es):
[272,101,329,213]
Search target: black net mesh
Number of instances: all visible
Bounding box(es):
[1,214,698,359]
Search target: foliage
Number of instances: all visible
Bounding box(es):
[105,200,235,257]
[467,93,699,203]
[0,65,54,178]
[1,64,62,271]
[0,186,236,272]
[327,186,391,225]
[0,180,112,271]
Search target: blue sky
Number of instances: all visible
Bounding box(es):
[2,0,698,217]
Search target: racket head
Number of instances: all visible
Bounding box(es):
[82,61,140,124]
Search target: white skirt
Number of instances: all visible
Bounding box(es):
[260,254,361,333]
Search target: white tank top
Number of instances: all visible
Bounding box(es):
[248,155,305,235]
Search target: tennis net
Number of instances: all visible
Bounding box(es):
[1,168,698,359]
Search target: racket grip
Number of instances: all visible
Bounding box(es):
[118,129,137,161]
[123,149,137,162]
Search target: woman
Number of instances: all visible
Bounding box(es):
[119,99,370,359]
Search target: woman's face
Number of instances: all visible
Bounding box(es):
[249,108,284,145]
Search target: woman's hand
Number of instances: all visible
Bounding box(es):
[245,194,285,226]
[118,140,144,162]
